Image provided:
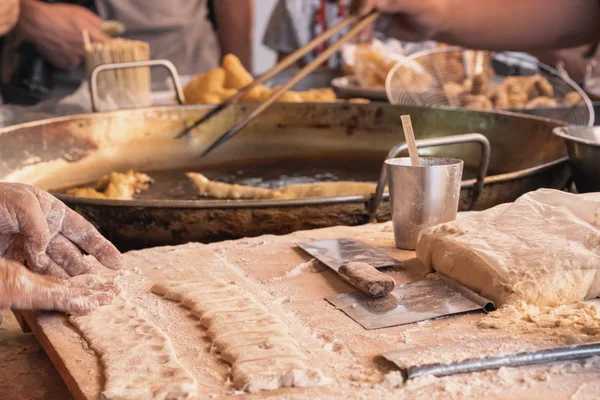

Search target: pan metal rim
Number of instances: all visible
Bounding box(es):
[55,157,568,209]
[553,127,600,148]
[0,102,565,135]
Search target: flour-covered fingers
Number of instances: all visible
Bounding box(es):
[47,234,92,276]
[0,258,97,313]
[12,190,54,272]
[53,202,123,271]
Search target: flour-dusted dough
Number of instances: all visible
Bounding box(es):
[205,316,283,339]
[212,329,293,353]
[231,358,329,393]
[199,306,270,328]
[151,278,329,393]
[190,297,261,319]
[151,279,234,302]
[70,301,197,400]
[416,189,600,306]
[220,340,306,364]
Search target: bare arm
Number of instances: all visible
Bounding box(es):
[435,0,600,51]
[213,0,254,72]
[0,0,19,36]
[358,0,600,51]
[16,0,109,69]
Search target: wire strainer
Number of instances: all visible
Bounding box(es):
[385,47,594,126]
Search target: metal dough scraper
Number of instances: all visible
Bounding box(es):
[298,239,495,329]
[297,239,400,298]
[327,277,495,329]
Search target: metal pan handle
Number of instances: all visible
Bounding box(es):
[369,133,491,221]
[89,59,186,112]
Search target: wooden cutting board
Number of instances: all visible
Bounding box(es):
[21,222,600,400]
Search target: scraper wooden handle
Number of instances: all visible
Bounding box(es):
[338,262,396,298]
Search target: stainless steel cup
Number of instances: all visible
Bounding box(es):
[386,157,464,250]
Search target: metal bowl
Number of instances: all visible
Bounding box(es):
[553,126,600,192]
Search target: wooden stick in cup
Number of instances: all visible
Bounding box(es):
[401,115,420,167]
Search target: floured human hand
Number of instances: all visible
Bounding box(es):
[0,258,99,313]
[0,183,123,279]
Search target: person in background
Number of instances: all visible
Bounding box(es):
[14,0,253,74]
[2,0,254,104]
[263,0,353,69]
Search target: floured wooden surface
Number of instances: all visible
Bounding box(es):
[29,222,600,399]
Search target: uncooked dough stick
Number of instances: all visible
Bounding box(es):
[232,357,329,393]
[212,329,294,353]
[179,289,245,309]
[221,341,307,364]
[70,301,197,400]
[205,316,283,339]
[150,278,329,393]
[152,280,237,302]
[195,304,268,323]
[181,292,253,309]
[190,297,264,319]
[199,306,272,328]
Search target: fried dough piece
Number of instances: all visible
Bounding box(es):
[463,94,493,111]
[297,88,337,102]
[67,170,153,200]
[564,91,584,105]
[183,68,227,104]
[223,54,253,90]
[186,173,377,200]
[525,96,559,109]
[186,173,285,200]
[523,74,554,99]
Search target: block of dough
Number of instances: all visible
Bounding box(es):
[231,357,328,393]
[199,306,270,328]
[212,328,293,353]
[416,189,600,306]
[206,316,283,339]
[70,301,197,400]
[220,340,307,364]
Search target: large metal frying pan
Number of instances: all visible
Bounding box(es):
[0,103,568,250]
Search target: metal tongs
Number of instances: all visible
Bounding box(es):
[175,11,380,156]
